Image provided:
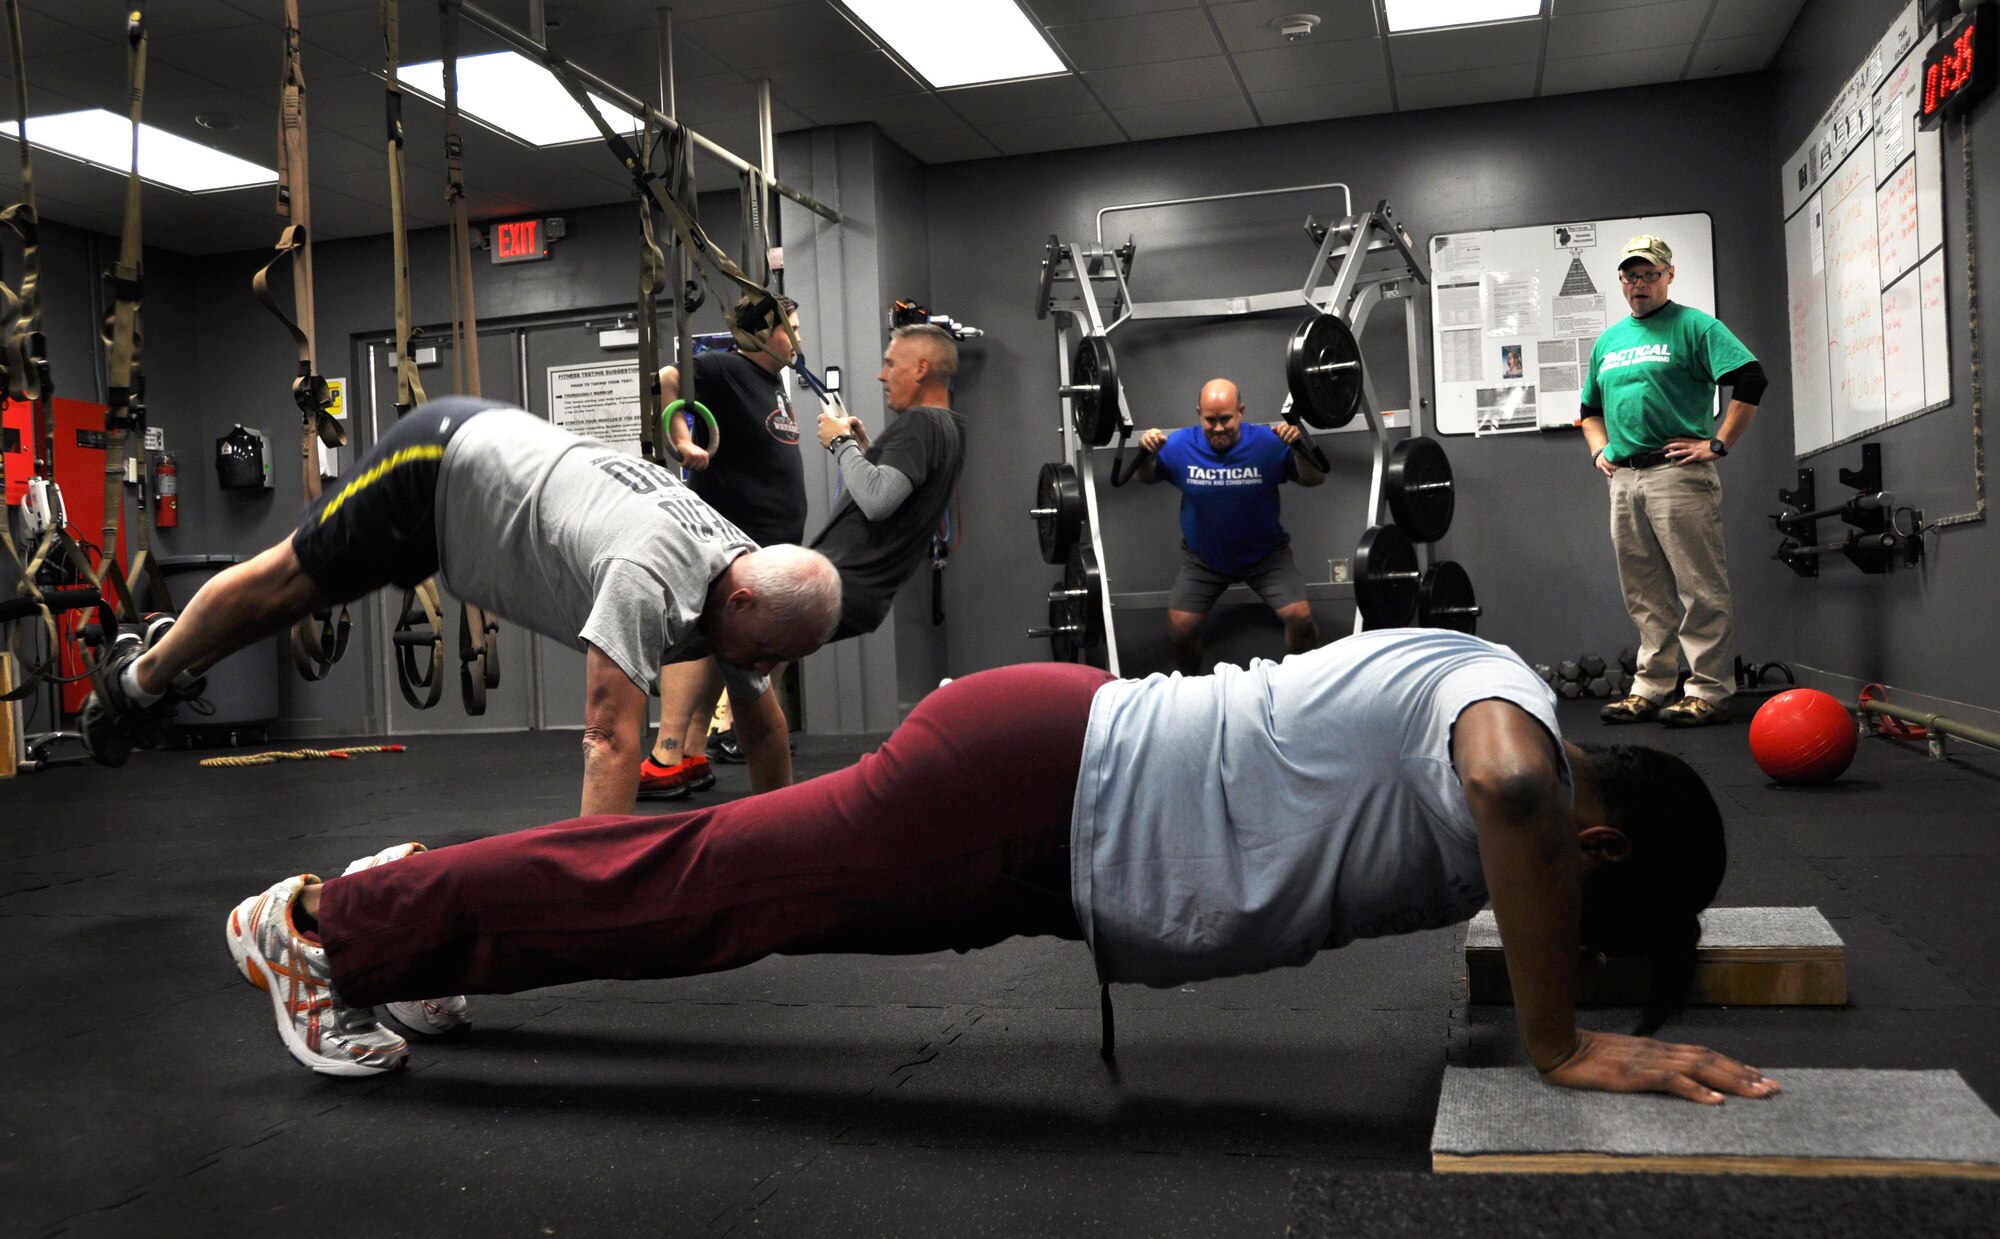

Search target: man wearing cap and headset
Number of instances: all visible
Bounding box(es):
[646,292,810,797]
[1580,235,1767,729]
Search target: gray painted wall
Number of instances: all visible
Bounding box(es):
[1764,0,2000,712]
[922,78,1797,687]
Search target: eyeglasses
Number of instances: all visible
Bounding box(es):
[1619,269,1667,285]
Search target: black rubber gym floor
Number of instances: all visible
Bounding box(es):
[4,698,1998,1237]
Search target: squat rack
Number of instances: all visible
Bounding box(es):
[1034,183,1438,675]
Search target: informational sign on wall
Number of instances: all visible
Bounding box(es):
[1427,213,1717,436]
[547,361,642,458]
[1780,0,1950,456]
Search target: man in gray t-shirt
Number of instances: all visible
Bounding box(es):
[86,396,843,816]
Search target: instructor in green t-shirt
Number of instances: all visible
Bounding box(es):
[1578,235,1767,729]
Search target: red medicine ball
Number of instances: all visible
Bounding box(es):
[1749,689,1858,784]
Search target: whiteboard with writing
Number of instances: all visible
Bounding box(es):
[1427,213,1716,436]
[1779,0,1948,456]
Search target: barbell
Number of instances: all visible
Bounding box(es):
[1060,312,1367,447]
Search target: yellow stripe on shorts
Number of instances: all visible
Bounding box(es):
[316,444,446,524]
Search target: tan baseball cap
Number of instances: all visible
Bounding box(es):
[1618,234,1674,268]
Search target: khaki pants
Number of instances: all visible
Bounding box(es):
[1608,462,1733,705]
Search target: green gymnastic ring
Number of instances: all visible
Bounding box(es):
[663,398,720,461]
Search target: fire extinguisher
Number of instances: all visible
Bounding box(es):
[155,451,178,528]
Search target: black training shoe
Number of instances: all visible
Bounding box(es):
[709,728,745,763]
[79,637,144,767]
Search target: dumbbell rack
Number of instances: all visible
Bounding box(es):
[1030,186,1452,673]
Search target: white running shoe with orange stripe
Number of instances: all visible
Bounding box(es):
[225,874,409,1076]
[340,842,472,1036]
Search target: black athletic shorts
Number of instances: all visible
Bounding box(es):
[291,396,507,599]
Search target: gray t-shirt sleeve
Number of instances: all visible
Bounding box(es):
[578,558,675,692]
[832,441,914,520]
[718,661,771,702]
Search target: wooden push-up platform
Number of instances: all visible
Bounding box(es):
[1464,906,1848,1007]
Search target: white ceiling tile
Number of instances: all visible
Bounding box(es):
[979,109,1126,155]
[1021,0,1202,20]
[679,2,874,72]
[1252,78,1394,124]
[1084,57,1243,108]
[1113,94,1257,140]
[1547,1,1709,58]
[1046,10,1224,70]
[1541,44,1692,94]
[1688,32,1784,77]
[1232,36,1389,88]
[763,49,923,111]
[944,76,1102,126]
[1703,0,1808,40]
[887,126,1004,163]
[1552,0,1696,13]
[1207,0,1381,50]
[1394,61,1540,110]
[799,93,963,136]
[1387,21,1545,74]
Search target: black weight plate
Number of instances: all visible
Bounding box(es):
[1035,461,1084,565]
[1417,560,1480,634]
[1048,593,1077,663]
[1354,523,1419,629]
[1065,544,1105,649]
[1386,436,1455,543]
[1069,336,1120,446]
[1285,313,1363,430]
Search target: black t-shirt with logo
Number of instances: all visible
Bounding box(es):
[811,405,965,639]
[684,350,806,546]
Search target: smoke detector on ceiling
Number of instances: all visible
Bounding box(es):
[1272,13,1321,42]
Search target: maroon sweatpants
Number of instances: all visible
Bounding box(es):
[319,662,1115,1005]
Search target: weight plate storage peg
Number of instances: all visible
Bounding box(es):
[1031,461,1084,564]
[1416,560,1481,634]
[1284,313,1364,430]
[1062,336,1121,446]
[1386,437,1456,543]
[1354,524,1421,629]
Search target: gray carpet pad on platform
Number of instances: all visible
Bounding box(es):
[1431,1067,2000,1164]
[1463,906,1843,949]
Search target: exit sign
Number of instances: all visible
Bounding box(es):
[1920,3,1997,129]
[490,216,552,264]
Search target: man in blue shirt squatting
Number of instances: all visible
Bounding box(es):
[1137,378,1326,674]
[225,629,1777,1110]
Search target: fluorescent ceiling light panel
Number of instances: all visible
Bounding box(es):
[844,0,1064,89]
[5,110,275,192]
[1385,1,1543,34]
[399,51,633,147]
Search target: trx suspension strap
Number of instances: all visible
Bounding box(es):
[541,54,798,360]
[379,0,445,711]
[635,117,666,466]
[98,6,173,623]
[0,0,114,700]
[253,0,351,683]
[439,0,497,715]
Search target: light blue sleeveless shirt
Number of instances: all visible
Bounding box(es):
[1069,630,1570,986]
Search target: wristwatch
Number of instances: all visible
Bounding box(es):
[826,433,855,455]
[1709,437,1728,457]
